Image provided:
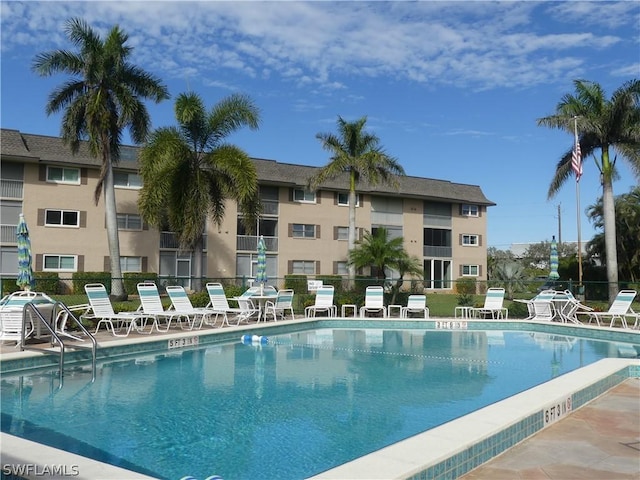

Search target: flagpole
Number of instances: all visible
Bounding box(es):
[573,116,583,289]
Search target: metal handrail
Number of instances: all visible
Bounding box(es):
[20,301,97,385]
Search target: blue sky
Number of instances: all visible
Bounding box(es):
[1,1,638,249]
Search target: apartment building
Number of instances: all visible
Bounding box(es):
[1,128,495,292]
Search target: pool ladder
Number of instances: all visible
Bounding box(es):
[20,301,97,386]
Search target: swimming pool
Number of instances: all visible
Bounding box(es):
[1,322,639,479]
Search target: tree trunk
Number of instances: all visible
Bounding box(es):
[347,179,357,289]
[602,177,619,303]
[104,158,126,300]
[192,234,204,292]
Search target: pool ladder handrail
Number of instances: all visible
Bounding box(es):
[20,301,97,385]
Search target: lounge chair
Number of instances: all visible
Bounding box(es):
[137,282,193,331]
[471,287,508,319]
[206,282,258,326]
[553,290,593,324]
[165,285,217,329]
[83,283,151,337]
[360,286,387,318]
[305,285,337,318]
[578,290,638,328]
[0,291,38,345]
[264,289,295,322]
[401,294,429,319]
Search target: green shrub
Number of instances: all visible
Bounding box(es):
[124,272,158,295]
[456,278,477,306]
[284,274,307,293]
[73,272,111,294]
[317,275,344,292]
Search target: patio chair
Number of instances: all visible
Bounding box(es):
[0,291,38,346]
[401,294,429,319]
[165,285,217,329]
[206,282,258,326]
[554,290,593,324]
[471,288,508,319]
[578,290,637,328]
[83,283,152,337]
[137,282,193,331]
[360,286,387,318]
[264,289,295,322]
[305,285,337,318]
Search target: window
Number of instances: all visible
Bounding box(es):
[292,224,316,238]
[337,227,348,241]
[113,171,142,188]
[337,193,359,206]
[293,189,316,203]
[43,254,76,271]
[120,256,142,272]
[45,209,79,227]
[462,204,479,217]
[335,261,348,275]
[292,260,316,274]
[46,166,80,184]
[462,234,479,246]
[117,213,142,230]
[462,265,479,276]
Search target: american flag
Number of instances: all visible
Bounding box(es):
[571,133,582,182]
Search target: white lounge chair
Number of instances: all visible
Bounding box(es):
[305,285,337,318]
[0,291,38,345]
[401,294,429,319]
[264,289,295,322]
[83,283,151,337]
[471,287,508,319]
[554,290,593,324]
[165,285,217,329]
[360,286,387,318]
[578,290,638,328]
[206,282,258,326]
[137,282,192,331]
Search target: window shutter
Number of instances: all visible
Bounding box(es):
[287,260,293,274]
[288,223,293,237]
[478,235,483,246]
[316,191,321,204]
[81,168,88,185]
[333,226,338,240]
[77,255,84,272]
[334,192,338,205]
[315,225,321,239]
[37,209,45,226]
[289,188,294,202]
[459,234,463,245]
[80,211,87,228]
[103,256,110,271]
[358,228,363,240]
[460,264,463,275]
[459,204,463,215]
[142,257,148,272]
[39,165,46,182]
[479,265,483,276]
[315,260,320,274]
[333,261,338,274]
[35,254,42,271]
[478,206,483,217]
[143,221,149,231]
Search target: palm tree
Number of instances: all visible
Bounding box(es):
[308,116,405,285]
[138,92,261,291]
[32,17,169,299]
[537,79,640,302]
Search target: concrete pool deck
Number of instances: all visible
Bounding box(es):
[1,317,639,479]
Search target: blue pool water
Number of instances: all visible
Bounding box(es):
[1,327,638,479]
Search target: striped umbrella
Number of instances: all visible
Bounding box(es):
[255,235,268,288]
[16,213,35,291]
[549,235,560,280]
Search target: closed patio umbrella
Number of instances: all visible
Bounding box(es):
[16,213,35,291]
[549,235,560,280]
[255,235,268,294]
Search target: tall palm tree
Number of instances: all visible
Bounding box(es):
[138,92,261,291]
[308,116,405,285]
[537,79,640,302]
[32,17,169,299]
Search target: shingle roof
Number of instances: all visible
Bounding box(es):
[1,129,495,206]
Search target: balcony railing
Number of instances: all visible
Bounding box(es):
[237,235,278,252]
[423,245,452,258]
[1,179,23,199]
[160,232,207,250]
[1,224,17,244]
